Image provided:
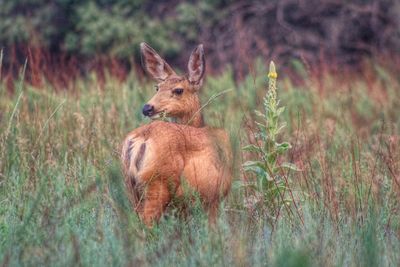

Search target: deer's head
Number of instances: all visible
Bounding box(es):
[140,42,205,127]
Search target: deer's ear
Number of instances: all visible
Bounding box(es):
[187,44,205,87]
[140,42,176,81]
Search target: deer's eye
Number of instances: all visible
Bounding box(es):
[173,88,184,95]
[155,85,159,92]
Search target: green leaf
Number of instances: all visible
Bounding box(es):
[267,154,276,165]
[243,161,269,179]
[277,106,285,115]
[243,144,262,153]
[276,142,291,154]
[243,160,266,170]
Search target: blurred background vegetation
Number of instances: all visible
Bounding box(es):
[1,0,400,87]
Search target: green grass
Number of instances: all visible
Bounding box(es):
[0,61,399,266]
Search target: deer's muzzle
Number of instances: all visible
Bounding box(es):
[142,104,154,116]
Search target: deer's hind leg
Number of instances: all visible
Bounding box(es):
[141,179,173,226]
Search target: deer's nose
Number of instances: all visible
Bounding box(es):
[142,104,154,116]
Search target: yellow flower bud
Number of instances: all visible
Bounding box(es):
[268,72,278,79]
[267,61,278,79]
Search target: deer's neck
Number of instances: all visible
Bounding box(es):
[177,98,204,128]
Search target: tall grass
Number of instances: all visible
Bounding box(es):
[0,59,399,266]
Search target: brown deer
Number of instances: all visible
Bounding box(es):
[121,43,232,226]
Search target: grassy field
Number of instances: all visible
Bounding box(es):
[1,60,399,266]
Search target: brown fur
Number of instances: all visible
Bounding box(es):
[121,122,232,225]
[121,43,232,226]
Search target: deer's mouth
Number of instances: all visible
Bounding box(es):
[149,111,167,120]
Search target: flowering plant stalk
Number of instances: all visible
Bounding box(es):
[243,61,298,218]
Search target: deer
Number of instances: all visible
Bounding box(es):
[121,43,232,226]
